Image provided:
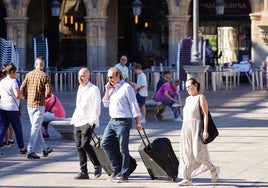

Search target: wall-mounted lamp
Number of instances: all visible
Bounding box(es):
[215,0,225,15]
[51,0,60,17]
[144,22,148,28]
[12,0,19,9]
[132,0,142,16]
[175,0,180,6]
[132,0,142,24]
[92,0,97,8]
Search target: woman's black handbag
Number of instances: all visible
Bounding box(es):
[199,99,219,144]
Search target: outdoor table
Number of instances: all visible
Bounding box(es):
[251,68,264,90]
[211,69,240,91]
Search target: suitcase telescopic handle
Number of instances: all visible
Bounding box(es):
[91,130,101,147]
[137,128,152,149]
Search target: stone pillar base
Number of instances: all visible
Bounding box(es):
[183,65,210,94]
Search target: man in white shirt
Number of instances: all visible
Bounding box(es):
[115,55,129,82]
[101,67,143,183]
[71,68,102,180]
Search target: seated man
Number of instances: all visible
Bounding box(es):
[155,79,183,122]
[155,70,172,93]
[42,93,66,138]
[154,70,172,119]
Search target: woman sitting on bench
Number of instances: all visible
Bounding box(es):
[42,93,66,138]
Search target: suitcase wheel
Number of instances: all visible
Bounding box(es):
[172,176,177,182]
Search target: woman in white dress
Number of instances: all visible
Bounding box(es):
[178,78,220,186]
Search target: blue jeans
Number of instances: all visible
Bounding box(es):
[0,109,25,149]
[158,93,179,118]
[101,118,132,177]
[27,106,48,153]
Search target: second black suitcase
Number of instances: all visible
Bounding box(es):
[91,131,137,176]
[138,128,179,182]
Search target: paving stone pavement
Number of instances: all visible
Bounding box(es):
[0,83,267,188]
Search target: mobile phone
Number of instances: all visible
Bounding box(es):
[109,82,113,87]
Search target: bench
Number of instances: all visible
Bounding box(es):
[145,99,166,121]
[49,118,74,140]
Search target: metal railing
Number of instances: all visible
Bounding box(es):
[0,38,19,68]
[17,67,174,93]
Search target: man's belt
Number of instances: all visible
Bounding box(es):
[111,118,132,121]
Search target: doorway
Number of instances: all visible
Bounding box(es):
[118,0,169,69]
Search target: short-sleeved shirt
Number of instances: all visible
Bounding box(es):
[0,77,20,111]
[115,63,129,80]
[155,82,176,101]
[136,72,148,97]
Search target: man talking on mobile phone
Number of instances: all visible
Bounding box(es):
[101,67,143,183]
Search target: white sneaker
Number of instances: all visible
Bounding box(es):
[174,117,183,122]
[172,103,180,108]
[177,179,193,186]
[141,117,146,123]
[211,166,220,183]
[140,118,146,124]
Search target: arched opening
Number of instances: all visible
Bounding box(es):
[27,0,51,70]
[189,0,251,66]
[118,0,169,69]
[59,0,86,68]
[27,0,86,70]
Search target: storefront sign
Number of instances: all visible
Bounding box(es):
[198,0,251,15]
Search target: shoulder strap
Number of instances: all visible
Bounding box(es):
[198,95,203,116]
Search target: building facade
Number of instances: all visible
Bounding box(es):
[0,0,267,70]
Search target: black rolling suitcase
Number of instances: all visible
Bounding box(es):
[91,131,137,176]
[138,128,179,182]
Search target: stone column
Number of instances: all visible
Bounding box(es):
[4,17,29,70]
[183,65,210,94]
[183,0,209,94]
[167,15,190,67]
[84,16,108,69]
[250,13,263,64]
[251,0,268,64]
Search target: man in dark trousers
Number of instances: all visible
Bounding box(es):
[71,67,102,179]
